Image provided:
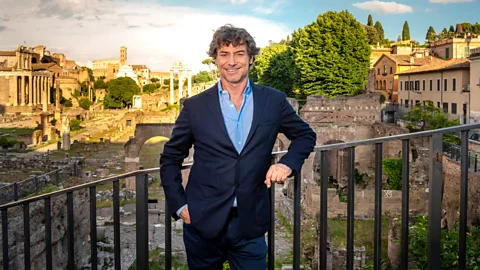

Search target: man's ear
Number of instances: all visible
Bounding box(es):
[249,56,254,65]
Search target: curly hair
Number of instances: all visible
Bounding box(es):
[207,24,260,64]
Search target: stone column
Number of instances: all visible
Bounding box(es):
[169,70,174,104]
[178,76,183,100]
[61,115,71,150]
[187,74,192,97]
[41,112,50,141]
[47,77,51,105]
[39,77,43,105]
[20,75,25,105]
[55,81,60,109]
[32,76,36,105]
[28,75,33,106]
[42,77,47,112]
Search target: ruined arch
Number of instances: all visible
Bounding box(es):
[124,123,175,190]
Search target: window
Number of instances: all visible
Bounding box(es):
[452,78,456,91]
[400,81,403,91]
[377,68,380,75]
[443,102,449,113]
[405,100,409,108]
[390,67,393,74]
[383,62,387,74]
[415,80,420,91]
[452,103,457,114]
[444,78,448,91]
[405,81,409,90]
[446,48,450,59]
[423,80,426,91]
[389,80,393,90]
[437,102,441,108]
[437,79,441,91]
[416,100,420,104]
[410,81,414,91]
[400,99,403,105]
[465,46,470,58]
[430,80,433,91]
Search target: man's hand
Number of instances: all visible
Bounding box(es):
[264,163,292,188]
[180,205,191,224]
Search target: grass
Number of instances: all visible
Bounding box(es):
[0,128,35,137]
[128,248,188,270]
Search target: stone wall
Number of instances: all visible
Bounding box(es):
[304,183,429,218]
[442,155,480,229]
[0,190,91,269]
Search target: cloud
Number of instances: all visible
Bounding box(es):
[0,1,290,73]
[0,25,6,32]
[34,0,101,19]
[353,1,413,14]
[0,18,9,22]
[230,0,249,3]
[429,0,473,3]
[127,25,140,29]
[254,0,287,15]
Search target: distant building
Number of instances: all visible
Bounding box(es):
[430,37,480,60]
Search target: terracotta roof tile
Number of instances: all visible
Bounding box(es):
[32,63,57,70]
[396,58,470,75]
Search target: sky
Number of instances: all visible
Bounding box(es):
[0,0,478,73]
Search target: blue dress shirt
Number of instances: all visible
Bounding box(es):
[176,80,254,215]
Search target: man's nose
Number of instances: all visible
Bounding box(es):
[227,55,237,65]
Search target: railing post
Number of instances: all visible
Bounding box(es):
[400,139,410,270]
[346,147,355,270]
[293,169,301,270]
[136,173,149,270]
[319,150,328,270]
[55,170,59,185]
[374,143,383,270]
[475,154,478,172]
[89,186,98,270]
[427,134,442,270]
[113,180,121,269]
[44,197,53,270]
[2,209,8,270]
[23,203,30,270]
[459,130,469,269]
[268,157,275,270]
[67,192,74,270]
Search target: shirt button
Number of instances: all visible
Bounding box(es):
[238,142,241,144]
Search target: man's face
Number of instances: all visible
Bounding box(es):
[215,42,253,85]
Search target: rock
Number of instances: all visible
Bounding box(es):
[172,219,184,230]
[97,242,115,253]
[97,226,106,242]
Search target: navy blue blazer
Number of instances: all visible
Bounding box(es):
[160,83,316,240]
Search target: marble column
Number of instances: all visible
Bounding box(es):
[43,77,47,112]
[20,75,25,106]
[32,76,36,105]
[187,75,192,97]
[28,75,33,106]
[169,71,174,104]
[178,77,183,100]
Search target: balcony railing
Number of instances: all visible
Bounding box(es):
[462,84,470,92]
[1,123,480,270]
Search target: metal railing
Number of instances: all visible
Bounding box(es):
[1,123,480,270]
[444,141,480,172]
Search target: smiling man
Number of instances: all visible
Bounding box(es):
[160,24,316,269]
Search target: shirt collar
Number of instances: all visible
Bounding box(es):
[218,79,252,97]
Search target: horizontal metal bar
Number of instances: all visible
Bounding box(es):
[0,163,192,210]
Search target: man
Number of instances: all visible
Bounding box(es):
[160,24,316,269]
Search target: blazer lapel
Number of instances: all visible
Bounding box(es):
[204,85,236,152]
[242,83,267,153]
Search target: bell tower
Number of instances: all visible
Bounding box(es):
[120,46,127,66]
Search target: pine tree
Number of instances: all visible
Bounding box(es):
[365,25,380,45]
[425,26,436,41]
[291,10,371,98]
[449,25,455,33]
[374,21,385,41]
[367,14,373,26]
[402,21,410,41]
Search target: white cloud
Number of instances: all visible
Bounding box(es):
[254,0,287,15]
[0,0,290,73]
[353,1,413,14]
[429,0,473,3]
[230,0,249,3]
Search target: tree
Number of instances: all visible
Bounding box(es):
[192,71,213,83]
[249,43,296,97]
[364,25,380,45]
[94,79,107,89]
[403,100,459,143]
[151,77,160,83]
[202,58,217,80]
[143,83,161,93]
[103,77,140,109]
[449,25,455,33]
[374,21,385,41]
[397,35,402,42]
[402,21,410,40]
[78,98,92,110]
[425,26,436,41]
[290,10,371,98]
[87,68,94,82]
[367,14,373,27]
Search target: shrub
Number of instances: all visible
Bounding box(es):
[70,119,82,131]
[382,158,402,190]
[79,98,93,110]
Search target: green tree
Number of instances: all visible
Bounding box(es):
[192,71,213,83]
[397,35,402,42]
[449,25,455,33]
[249,43,296,97]
[143,83,161,93]
[364,25,380,45]
[78,98,92,110]
[151,77,160,83]
[374,21,385,42]
[367,14,373,26]
[94,79,107,89]
[80,81,89,96]
[202,58,217,80]
[103,77,140,109]
[290,10,371,98]
[87,68,94,82]
[402,21,410,40]
[425,26,436,41]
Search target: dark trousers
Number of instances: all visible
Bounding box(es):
[183,208,267,270]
